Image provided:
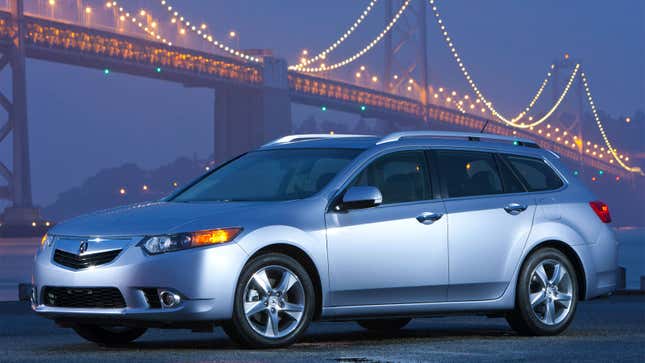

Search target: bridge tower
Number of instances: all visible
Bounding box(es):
[552,54,585,172]
[383,0,430,120]
[0,0,40,232]
[213,57,292,163]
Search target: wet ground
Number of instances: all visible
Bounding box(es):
[1,294,643,362]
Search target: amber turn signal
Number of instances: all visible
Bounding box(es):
[192,228,243,245]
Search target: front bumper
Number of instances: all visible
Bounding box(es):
[32,239,249,323]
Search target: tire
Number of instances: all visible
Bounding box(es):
[506,247,579,336]
[225,253,316,348]
[72,325,147,346]
[357,318,411,331]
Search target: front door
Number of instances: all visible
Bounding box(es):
[326,150,449,306]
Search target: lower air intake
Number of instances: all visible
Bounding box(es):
[43,287,126,308]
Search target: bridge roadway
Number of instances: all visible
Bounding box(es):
[0,10,624,176]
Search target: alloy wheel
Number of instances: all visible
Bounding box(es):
[528,259,574,325]
[242,265,306,339]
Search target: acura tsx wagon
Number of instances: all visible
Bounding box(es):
[31,131,618,348]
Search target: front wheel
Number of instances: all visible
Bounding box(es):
[506,247,578,335]
[72,325,147,346]
[224,253,315,348]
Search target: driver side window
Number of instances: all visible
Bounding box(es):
[351,150,431,205]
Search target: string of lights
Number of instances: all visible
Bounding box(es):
[526,68,552,110]
[454,98,467,114]
[107,2,172,46]
[428,0,579,128]
[457,66,552,121]
[580,71,643,174]
[159,1,261,62]
[429,67,636,171]
[99,1,638,175]
[438,64,634,169]
[438,65,633,169]
[290,0,379,70]
[423,0,638,172]
[295,0,411,73]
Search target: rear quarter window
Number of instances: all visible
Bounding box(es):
[503,155,564,191]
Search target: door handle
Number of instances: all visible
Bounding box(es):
[504,203,528,215]
[416,212,443,224]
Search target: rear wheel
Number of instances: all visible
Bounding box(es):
[506,248,578,335]
[357,318,411,331]
[224,253,315,348]
[72,325,146,346]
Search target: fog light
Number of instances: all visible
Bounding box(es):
[159,290,181,308]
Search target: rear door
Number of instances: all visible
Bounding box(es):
[431,149,537,301]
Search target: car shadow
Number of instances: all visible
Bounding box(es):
[42,325,519,352]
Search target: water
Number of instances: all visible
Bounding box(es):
[0,237,38,302]
[0,228,643,301]
[616,228,645,289]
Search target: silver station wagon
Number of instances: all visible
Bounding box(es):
[31,131,618,348]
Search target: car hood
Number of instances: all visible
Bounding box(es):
[50,201,274,237]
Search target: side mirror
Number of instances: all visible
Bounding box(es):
[341,186,383,210]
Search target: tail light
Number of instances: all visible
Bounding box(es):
[589,200,611,223]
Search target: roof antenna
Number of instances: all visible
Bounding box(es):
[479,119,490,133]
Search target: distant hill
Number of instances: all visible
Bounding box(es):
[43,157,207,221]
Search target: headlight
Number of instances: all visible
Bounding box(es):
[139,227,243,255]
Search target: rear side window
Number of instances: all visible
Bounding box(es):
[496,156,527,194]
[435,150,503,198]
[351,150,431,204]
[503,155,564,191]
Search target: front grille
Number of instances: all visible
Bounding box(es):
[53,249,121,269]
[142,288,161,309]
[43,287,126,308]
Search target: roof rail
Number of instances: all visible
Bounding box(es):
[377,131,539,148]
[262,133,375,147]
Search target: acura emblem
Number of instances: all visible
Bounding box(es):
[78,241,88,254]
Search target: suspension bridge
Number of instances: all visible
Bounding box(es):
[0,0,641,228]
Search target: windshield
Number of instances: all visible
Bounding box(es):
[172,148,362,202]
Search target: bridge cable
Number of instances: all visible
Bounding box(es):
[429,0,640,174]
[295,0,411,73]
[111,3,172,46]
[290,0,379,70]
[580,71,643,175]
[429,0,577,128]
[159,1,261,62]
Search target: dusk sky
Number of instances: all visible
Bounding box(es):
[0,0,643,207]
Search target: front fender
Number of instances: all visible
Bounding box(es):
[235,225,329,302]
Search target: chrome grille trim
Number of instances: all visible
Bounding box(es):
[53,249,122,270]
